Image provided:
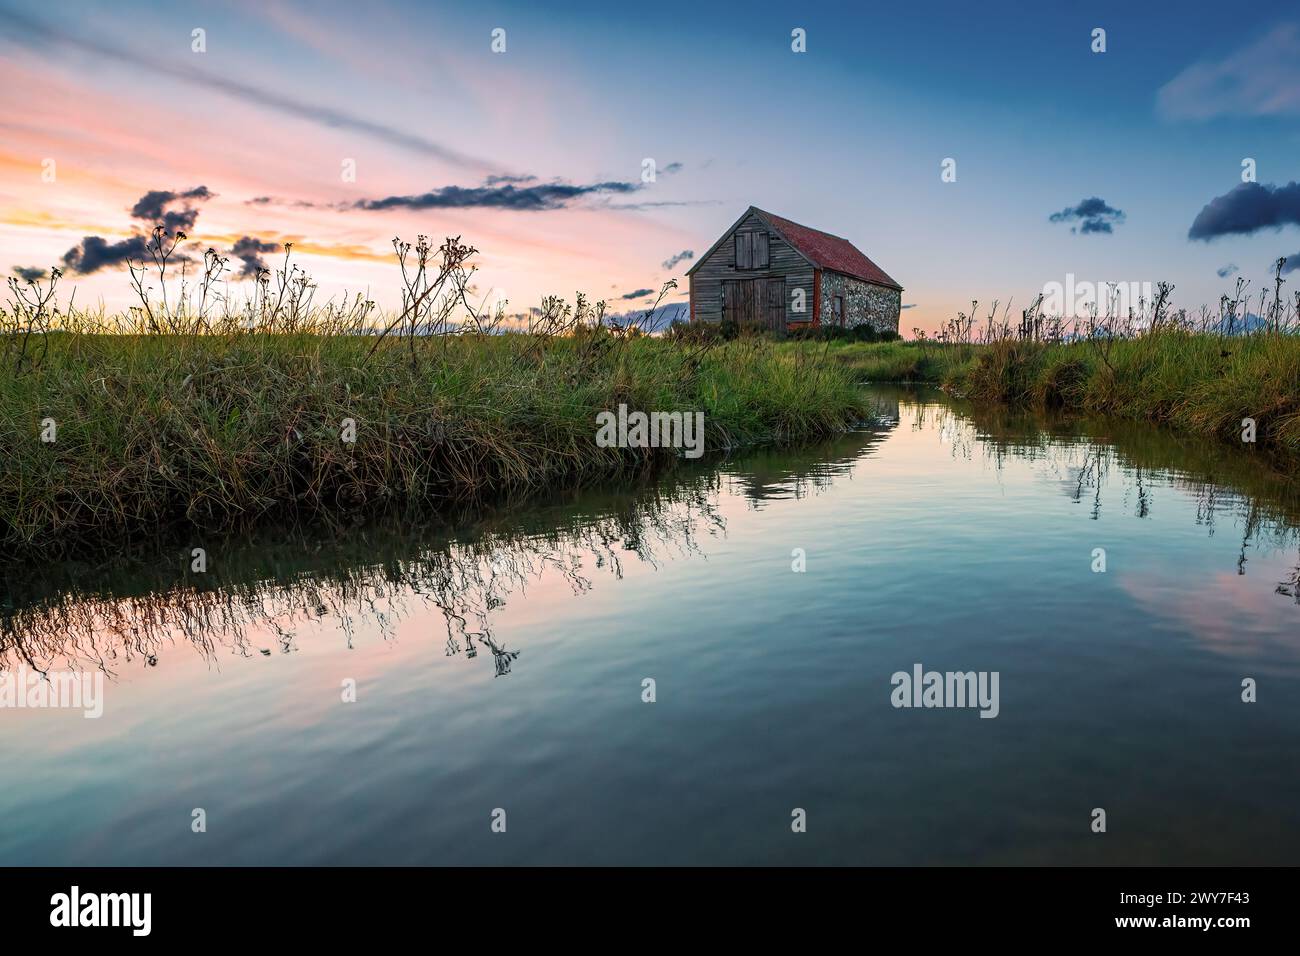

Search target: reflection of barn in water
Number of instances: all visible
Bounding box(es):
[721,400,899,504]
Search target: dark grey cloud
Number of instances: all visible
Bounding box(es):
[130,186,212,221]
[61,235,152,274]
[1188,181,1300,240]
[1280,254,1300,275]
[901,303,917,309]
[484,174,538,186]
[12,265,46,283]
[663,162,683,175]
[607,199,719,211]
[60,186,211,274]
[253,174,716,214]
[620,288,655,300]
[352,179,640,212]
[1217,263,1239,278]
[230,236,283,278]
[661,250,694,271]
[130,186,213,233]
[246,195,316,209]
[1049,197,1125,234]
[0,8,491,171]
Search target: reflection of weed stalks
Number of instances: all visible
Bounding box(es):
[0,472,724,678]
[925,397,1300,605]
[1277,561,1300,605]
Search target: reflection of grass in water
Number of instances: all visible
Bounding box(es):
[1,409,900,678]
[7,387,1299,676]
[0,473,726,678]
[909,394,1300,606]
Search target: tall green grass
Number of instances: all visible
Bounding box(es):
[794,332,1300,459]
[0,331,868,558]
[952,332,1300,456]
[782,340,965,383]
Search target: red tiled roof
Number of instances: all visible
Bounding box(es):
[753,208,902,291]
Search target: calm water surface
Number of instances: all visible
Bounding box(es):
[2,385,1298,865]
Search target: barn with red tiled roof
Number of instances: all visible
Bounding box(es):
[685,206,902,333]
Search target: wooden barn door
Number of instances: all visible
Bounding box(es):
[723,279,753,326]
[724,277,784,329]
[764,277,786,331]
[722,279,738,325]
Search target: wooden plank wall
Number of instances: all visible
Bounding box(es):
[689,211,815,325]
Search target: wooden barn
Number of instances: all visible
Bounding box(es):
[687,207,902,334]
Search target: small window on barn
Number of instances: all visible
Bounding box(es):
[734,231,770,270]
[735,232,751,269]
[833,295,845,327]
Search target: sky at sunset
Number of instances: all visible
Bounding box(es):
[3,0,1300,333]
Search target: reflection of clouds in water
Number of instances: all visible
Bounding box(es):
[1118,568,1300,670]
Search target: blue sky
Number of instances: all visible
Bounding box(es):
[2,0,1299,329]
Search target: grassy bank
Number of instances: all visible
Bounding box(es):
[0,331,868,558]
[792,332,1300,458]
[815,340,958,383]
